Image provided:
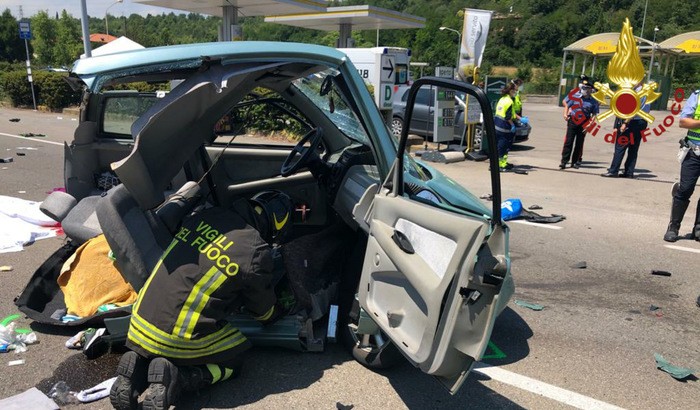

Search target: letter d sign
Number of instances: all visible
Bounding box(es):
[380,84,393,109]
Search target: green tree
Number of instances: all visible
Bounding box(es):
[0,9,26,62]
[30,11,58,65]
[55,11,82,66]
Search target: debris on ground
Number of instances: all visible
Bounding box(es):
[570,261,587,269]
[9,118,20,122]
[19,133,46,138]
[479,193,493,201]
[514,300,545,311]
[48,381,80,405]
[0,317,38,353]
[654,353,696,380]
[0,266,12,272]
[8,359,25,366]
[0,387,59,409]
[16,152,26,156]
[76,377,117,403]
[16,147,38,151]
[502,199,522,221]
[528,204,543,210]
[649,305,661,311]
[65,330,85,349]
[0,157,13,163]
[651,270,672,277]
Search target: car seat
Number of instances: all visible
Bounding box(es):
[40,191,102,245]
[95,182,202,291]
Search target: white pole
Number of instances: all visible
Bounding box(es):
[24,39,37,110]
[640,0,649,38]
[80,0,91,57]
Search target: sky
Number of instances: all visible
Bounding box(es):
[0,0,181,19]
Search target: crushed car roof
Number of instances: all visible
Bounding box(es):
[71,41,349,77]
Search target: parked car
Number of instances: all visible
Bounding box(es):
[392,86,531,149]
[20,42,513,394]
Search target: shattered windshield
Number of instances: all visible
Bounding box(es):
[292,69,370,145]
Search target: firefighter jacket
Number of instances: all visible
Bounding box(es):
[127,201,278,365]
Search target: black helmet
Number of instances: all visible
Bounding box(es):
[249,190,293,243]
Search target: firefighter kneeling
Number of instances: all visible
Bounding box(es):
[110,190,293,410]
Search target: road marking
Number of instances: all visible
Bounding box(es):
[472,363,625,410]
[510,220,563,230]
[0,132,64,147]
[664,244,700,254]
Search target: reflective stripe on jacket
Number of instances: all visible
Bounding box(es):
[126,202,277,365]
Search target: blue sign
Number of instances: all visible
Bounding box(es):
[19,21,30,40]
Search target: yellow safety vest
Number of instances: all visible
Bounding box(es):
[688,94,700,141]
[495,95,515,120]
[513,92,522,114]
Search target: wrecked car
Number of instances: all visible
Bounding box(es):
[16,41,514,394]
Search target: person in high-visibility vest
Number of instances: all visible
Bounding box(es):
[664,88,700,242]
[494,83,518,171]
[110,191,293,410]
[511,78,524,118]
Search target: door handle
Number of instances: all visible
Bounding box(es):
[392,230,415,254]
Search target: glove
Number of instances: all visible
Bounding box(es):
[520,116,529,125]
[510,125,517,133]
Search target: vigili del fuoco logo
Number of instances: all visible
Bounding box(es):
[566,18,685,146]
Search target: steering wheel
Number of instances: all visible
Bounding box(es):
[280,127,324,177]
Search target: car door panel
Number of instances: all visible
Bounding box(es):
[360,77,510,394]
[360,195,492,391]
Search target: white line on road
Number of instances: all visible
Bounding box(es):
[664,244,700,254]
[472,363,625,410]
[0,132,65,147]
[510,220,563,230]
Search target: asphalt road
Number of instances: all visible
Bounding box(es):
[0,103,698,409]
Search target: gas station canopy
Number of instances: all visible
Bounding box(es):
[563,32,655,56]
[136,0,327,17]
[559,30,700,109]
[136,0,327,40]
[265,5,425,31]
[265,5,424,47]
[658,31,700,57]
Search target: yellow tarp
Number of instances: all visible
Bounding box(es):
[58,234,137,317]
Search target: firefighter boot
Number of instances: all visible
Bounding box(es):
[142,359,211,410]
[664,198,689,242]
[109,351,149,410]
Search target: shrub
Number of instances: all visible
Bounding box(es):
[0,71,34,107]
[34,71,81,111]
[0,70,81,111]
[515,63,533,82]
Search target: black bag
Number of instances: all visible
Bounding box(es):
[14,242,131,327]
